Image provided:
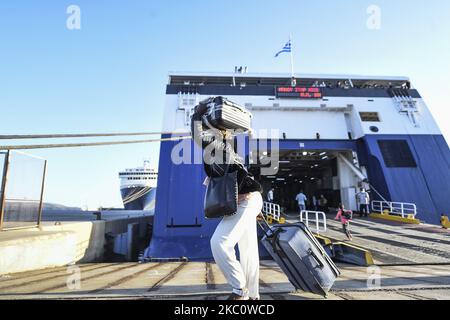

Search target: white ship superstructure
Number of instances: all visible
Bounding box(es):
[119,161,157,211]
[144,71,450,261]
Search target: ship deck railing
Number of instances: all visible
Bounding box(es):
[371,200,417,218]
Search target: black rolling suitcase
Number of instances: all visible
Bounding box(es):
[258,215,340,297]
[202,96,252,132]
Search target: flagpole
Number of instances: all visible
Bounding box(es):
[290,34,296,87]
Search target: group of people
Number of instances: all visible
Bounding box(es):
[266,188,329,213]
[268,187,372,242]
[295,191,329,213]
[267,187,371,218]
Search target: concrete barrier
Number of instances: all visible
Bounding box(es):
[42,221,106,263]
[0,230,77,276]
[0,216,152,275]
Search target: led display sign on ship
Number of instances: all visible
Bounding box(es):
[276,86,323,99]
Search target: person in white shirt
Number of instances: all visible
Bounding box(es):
[295,191,308,213]
[356,188,370,217]
[267,188,274,203]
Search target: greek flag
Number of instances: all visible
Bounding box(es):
[274,40,292,58]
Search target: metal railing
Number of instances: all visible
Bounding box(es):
[0,151,47,231]
[262,202,281,222]
[300,210,327,234]
[371,200,417,218]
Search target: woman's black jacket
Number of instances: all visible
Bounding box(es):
[190,110,262,195]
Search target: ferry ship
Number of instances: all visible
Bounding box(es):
[144,71,450,261]
[118,161,157,211]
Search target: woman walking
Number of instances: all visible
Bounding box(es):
[191,99,263,300]
[335,204,353,241]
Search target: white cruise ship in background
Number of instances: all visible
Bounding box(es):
[119,160,158,211]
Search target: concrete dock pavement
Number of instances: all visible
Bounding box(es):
[0,261,449,300]
[1,212,449,300]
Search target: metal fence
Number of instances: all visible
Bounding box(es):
[371,200,417,218]
[0,151,47,231]
[262,202,281,222]
[299,210,327,234]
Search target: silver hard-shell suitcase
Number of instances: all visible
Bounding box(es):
[259,218,340,297]
[203,97,252,132]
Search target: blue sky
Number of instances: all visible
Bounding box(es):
[1,0,449,209]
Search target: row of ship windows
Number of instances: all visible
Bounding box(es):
[126,177,157,180]
[120,172,156,176]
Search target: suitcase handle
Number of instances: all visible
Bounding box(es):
[257,215,289,256]
[271,228,285,252]
[308,248,325,269]
[257,213,274,238]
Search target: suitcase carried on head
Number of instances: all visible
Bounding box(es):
[202,96,252,132]
[258,215,340,297]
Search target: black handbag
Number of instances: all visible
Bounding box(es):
[204,164,238,219]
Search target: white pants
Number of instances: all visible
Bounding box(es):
[210,192,263,299]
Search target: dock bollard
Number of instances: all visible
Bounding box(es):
[441,215,450,229]
[93,211,102,220]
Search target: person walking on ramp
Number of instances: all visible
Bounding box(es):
[335,204,353,241]
[191,97,263,300]
[295,190,308,213]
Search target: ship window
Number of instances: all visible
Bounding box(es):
[378,140,417,168]
[360,112,380,122]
